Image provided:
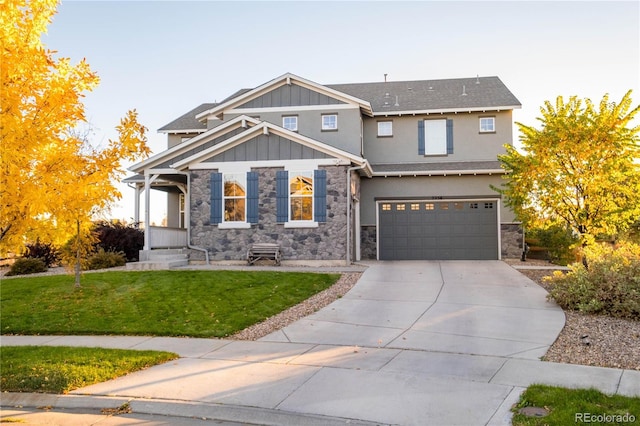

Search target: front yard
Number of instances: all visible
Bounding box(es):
[0,270,340,338]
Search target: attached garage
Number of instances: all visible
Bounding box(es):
[377,199,499,260]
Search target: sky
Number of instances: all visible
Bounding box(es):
[43,0,640,224]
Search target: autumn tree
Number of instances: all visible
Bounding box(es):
[0,0,150,278]
[496,91,640,246]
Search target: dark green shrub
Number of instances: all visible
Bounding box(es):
[94,221,144,261]
[526,225,579,265]
[85,249,126,270]
[6,258,47,276]
[24,239,59,267]
[546,242,640,319]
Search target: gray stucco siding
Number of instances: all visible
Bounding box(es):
[359,174,515,225]
[237,83,347,108]
[363,111,513,164]
[224,108,362,156]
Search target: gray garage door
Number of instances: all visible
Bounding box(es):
[378,200,498,260]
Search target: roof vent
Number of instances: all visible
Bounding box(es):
[461,85,467,96]
[394,95,399,107]
[476,74,480,84]
[384,92,390,98]
[384,73,388,82]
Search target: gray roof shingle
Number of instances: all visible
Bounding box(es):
[328,76,521,113]
[159,76,520,132]
[371,161,504,174]
[158,103,217,133]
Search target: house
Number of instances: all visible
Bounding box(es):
[125,73,523,264]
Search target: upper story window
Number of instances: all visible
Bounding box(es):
[223,173,246,222]
[418,118,453,156]
[479,117,495,133]
[289,171,313,221]
[283,115,298,131]
[321,114,338,131]
[377,121,393,137]
[425,119,447,155]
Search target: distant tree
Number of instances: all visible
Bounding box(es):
[0,0,150,286]
[495,92,640,246]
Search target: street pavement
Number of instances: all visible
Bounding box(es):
[2,261,639,425]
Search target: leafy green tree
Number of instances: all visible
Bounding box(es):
[496,92,640,246]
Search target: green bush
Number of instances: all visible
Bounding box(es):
[546,241,640,319]
[6,258,47,276]
[526,224,579,265]
[85,249,126,270]
[24,239,60,267]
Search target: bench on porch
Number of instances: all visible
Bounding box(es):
[247,243,282,266]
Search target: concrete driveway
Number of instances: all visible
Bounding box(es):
[263,261,564,360]
[4,261,638,425]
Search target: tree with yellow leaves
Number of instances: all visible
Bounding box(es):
[496,92,640,246]
[0,0,150,282]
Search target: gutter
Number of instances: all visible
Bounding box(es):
[371,169,505,177]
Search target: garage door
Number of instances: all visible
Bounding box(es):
[378,200,498,260]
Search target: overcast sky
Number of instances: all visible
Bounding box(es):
[44,1,640,223]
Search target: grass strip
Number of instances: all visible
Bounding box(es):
[0,346,177,394]
[512,384,640,425]
[1,270,339,337]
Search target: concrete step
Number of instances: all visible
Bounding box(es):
[126,259,189,271]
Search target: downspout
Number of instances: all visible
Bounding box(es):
[346,163,366,265]
[184,172,210,265]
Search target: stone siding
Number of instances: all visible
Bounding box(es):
[360,225,377,260]
[189,166,349,262]
[501,223,524,259]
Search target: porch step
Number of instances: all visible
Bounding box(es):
[127,249,190,270]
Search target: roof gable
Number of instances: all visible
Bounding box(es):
[130,115,260,173]
[171,120,371,173]
[195,73,373,121]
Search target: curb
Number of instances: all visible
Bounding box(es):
[1,393,385,426]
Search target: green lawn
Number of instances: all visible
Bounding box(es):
[0,346,177,394]
[1,270,340,337]
[512,384,640,425]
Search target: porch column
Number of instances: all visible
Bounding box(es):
[134,183,142,227]
[144,174,151,250]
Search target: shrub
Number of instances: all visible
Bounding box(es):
[6,258,47,276]
[526,224,579,265]
[24,239,59,268]
[546,241,640,319]
[94,221,144,261]
[85,248,126,270]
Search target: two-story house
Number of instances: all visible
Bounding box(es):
[125,73,522,264]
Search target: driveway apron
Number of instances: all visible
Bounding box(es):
[51,261,581,425]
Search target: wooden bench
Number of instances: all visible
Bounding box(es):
[247,243,282,266]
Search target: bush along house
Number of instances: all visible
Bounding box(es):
[124,73,523,265]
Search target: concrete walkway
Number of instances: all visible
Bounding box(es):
[2,261,639,425]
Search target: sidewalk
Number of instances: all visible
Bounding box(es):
[2,261,639,425]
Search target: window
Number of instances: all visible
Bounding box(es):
[223,173,246,222]
[377,121,393,137]
[290,171,313,221]
[425,203,435,210]
[382,203,391,211]
[479,117,495,133]
[454,202,464,210]
[410,203,420,210]
[396,204,406,211]
[440,203,449,210]
[425,119,447,155]
[484,202,494,209]
[283,115,298,131]
[470,202,479,209]
[321,114,338,131]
